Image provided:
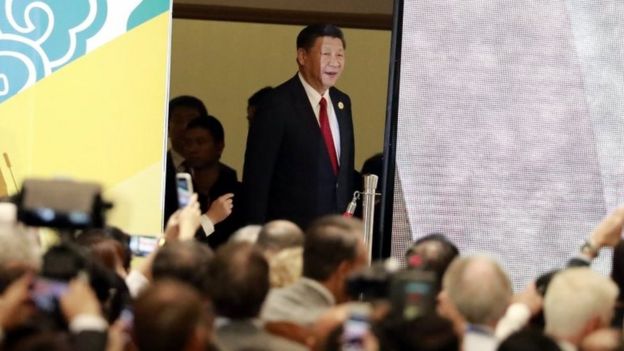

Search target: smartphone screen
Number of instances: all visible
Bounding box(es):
[342,303,371,351]
[31,277,68,312]
[129,235,159,256]
[176,173,193,208]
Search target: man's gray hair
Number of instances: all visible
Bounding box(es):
[443,255,512,325]
[544,267,618,339]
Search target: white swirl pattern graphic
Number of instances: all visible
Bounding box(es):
[0,0,159,104]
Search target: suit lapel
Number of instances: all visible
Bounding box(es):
[330,88,348,174]
[290,75,321,133]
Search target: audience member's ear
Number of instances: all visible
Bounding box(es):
[581,327,621,351]
[436,289,465,337]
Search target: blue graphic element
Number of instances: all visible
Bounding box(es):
[0,36,48,99]
[0,0,169,104]
[127,0,170,31]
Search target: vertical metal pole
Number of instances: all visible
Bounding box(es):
[362,174,378,263]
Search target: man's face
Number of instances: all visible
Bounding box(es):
[298,36,345,94]
[183,128,223,168]
[169,106,201,152]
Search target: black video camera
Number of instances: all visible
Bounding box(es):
[346,259,438,321]
[15,178,109,230]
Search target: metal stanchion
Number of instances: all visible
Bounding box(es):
[361,174,378,263]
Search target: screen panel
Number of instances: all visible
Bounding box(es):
[388,0,624,289]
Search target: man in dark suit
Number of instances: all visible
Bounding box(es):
[242,24,355,229]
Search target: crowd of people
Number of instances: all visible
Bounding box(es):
[1,195,624,351]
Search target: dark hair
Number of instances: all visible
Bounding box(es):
[497,328,562,351]
[208,242,269,319]
[405,233,459,282]
[303,215,362,281]
[168,95,208,121]
[133,280,208,351]
[75,228,129,272]
[379,314,459,351]
[296,24,346,50]
[247,86,273,107]
[152,241,214,297]
[186,115,225,144]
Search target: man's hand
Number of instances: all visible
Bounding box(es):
[590,207,624,249]
[512,282,542,316]
[60,275,102,322]
[0,273,33,329]
[206,193,234,225]
[178,194,201,241]
[164,194,201,242]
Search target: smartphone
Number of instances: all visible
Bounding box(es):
[342,303,371,351]
[129,235,159,256]
[31,277,69,312]
[176,172,193,208]
[119,307,134,331]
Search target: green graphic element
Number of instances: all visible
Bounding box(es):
[127,0,170,30]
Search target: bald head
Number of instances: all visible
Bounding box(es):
[443,256,512,326]
[256,220,304,253]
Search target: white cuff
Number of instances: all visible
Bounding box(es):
[495,303,531,340]
[69,314,108,333]
[125,270,150,298]
[200,215,215,237]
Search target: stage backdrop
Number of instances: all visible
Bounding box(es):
[0,0,172,235]
[385,0,624,289]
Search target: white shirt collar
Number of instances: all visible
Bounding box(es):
[298,72,329,108]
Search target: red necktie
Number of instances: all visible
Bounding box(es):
[319,97,339,175]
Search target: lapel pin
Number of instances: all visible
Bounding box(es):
[338,101,344,110]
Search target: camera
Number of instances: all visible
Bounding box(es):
[15,178,109,230]
[346,258,438,321]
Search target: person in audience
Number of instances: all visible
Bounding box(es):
[380,313,459,351]
[133,280,213,351]
[229,224,263,244]
[246,86,273,126]
[439,255,513,351]
[125,193,203,298]
[405,232,459,285]
[242,24,356,230]
[256,220,304,257]
[75,230,128,278]
[208,242,306,351]
[151,240,213,297]
[497,328,561,351]
[580,328,622,351]
[261,215,367,326]
[544,267,618,351]
[183,116,240,248]
[164,95,209,225]
[268,247,303,288]
[253,220,305,288]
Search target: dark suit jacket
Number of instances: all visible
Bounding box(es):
[242,74,355,229]
[163,151,178,229]
[194,163,242,248]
